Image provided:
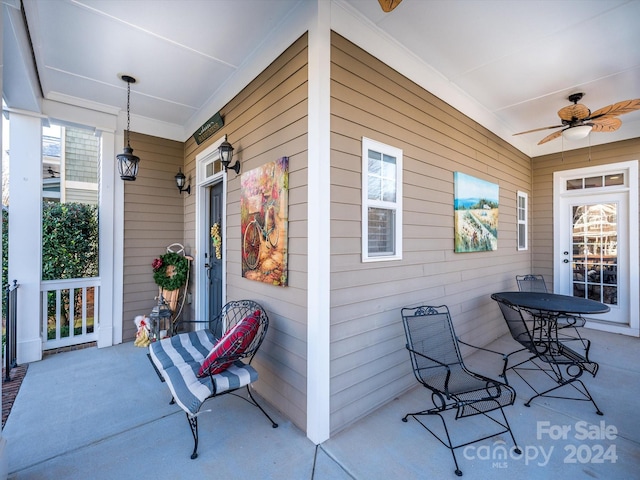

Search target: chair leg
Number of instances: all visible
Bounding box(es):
[509,357,603,415]
[247,386,279,428]
[187,414,199,459]
[403,410,463,476]
[523,378,603,415]
[403,403,521,477]
[498,406,522,456]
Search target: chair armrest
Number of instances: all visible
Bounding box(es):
[406,346,455,395]
[171,319,210,335]
[407,346,451,369]
[557,336,592,359]
[457,337,506,357]
[173,309,226,335]
[457,336,509,380]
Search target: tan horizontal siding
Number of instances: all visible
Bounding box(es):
[531,137,640,289]
[182,34,309,431]
[122,132,184,340]
[328,32,532,434]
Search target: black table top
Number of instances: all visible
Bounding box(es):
[491,291,610,315]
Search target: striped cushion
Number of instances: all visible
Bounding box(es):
[149,330,258,416]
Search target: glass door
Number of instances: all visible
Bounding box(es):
[555,161,639,335]
[571,203,619,307]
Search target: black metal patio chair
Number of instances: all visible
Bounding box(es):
[400,305,520,476]
[516,274,587,342]
[494,295,602,415]
[149,299,278,459]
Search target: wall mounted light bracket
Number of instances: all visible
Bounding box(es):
[175,168,191,195]
[218,138,240,174]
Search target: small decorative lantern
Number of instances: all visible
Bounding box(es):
[149,295,172,341]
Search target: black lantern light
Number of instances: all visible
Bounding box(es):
[218,138,240,174]
[175,168,191,195]
[116,74,140,181]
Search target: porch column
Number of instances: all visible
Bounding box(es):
[0,6,7,477]
[9,111,44,364]
[97,130,118,348]
[306,0,331,444]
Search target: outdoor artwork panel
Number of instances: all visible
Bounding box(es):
[454,172,499,252]
[240,157,289,286]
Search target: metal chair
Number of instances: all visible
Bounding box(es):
[516,274,587,329]
[149,300,279,459]
[494,295,602,415]
[400,305,520,476]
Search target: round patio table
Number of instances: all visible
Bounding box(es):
[491,291,610,315]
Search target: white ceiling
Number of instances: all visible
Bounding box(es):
[4,0,640,157]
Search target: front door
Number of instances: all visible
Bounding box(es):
[207,182,224,322]
[554,161,639,335]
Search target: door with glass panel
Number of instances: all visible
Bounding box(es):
[555,166,637,332]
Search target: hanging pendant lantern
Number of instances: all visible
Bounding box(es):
[117,74,140,181]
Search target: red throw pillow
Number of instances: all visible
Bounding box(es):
[198,311,261,377]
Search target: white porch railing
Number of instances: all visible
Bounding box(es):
[41,278,100,350]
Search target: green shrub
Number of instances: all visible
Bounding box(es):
[42,202,99,329]
[42,202,99,280]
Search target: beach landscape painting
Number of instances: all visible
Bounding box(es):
[454,172,499,253]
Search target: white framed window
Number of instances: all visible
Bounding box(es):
[362,137,402,262]
[517,191,528,251]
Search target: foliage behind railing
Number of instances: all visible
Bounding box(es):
[42,201,99,281]
[41,278,99,349]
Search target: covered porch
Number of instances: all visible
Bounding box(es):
[4,326,639,479]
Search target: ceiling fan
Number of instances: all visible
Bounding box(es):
[378,0,403,13]
[514,93,640,145]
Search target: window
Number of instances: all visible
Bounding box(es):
[566,172,625,191]
[517,191,528,251]
[362,137,402,261]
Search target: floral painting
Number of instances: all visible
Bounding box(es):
[454,172,499,252]
[240,157,289,286]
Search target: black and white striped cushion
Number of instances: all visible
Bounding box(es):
[149,330,258,415]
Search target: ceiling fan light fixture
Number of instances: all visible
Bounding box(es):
[562,125,592,141]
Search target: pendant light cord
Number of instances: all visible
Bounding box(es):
[126,80,131,147]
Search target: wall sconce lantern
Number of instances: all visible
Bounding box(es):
[175,168,191,195]
[218,139,240,174]
[116,74,140,181]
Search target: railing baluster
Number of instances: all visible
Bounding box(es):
[82,287,87,335]
[41,278,100,350]
[4,280,19,382]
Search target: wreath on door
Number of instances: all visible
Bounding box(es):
[152,252,189,291]
[211,223,222,259]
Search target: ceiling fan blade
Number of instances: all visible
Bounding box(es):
[537,130,563,145]
[589,99,640,120]
[378,0,403,12]
[589,116,622,132]
[558,103,590,122]
[513,125,564,136]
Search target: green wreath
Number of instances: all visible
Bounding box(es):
[152,252,189,291]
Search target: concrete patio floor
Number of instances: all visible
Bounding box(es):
[4,327,639,479]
